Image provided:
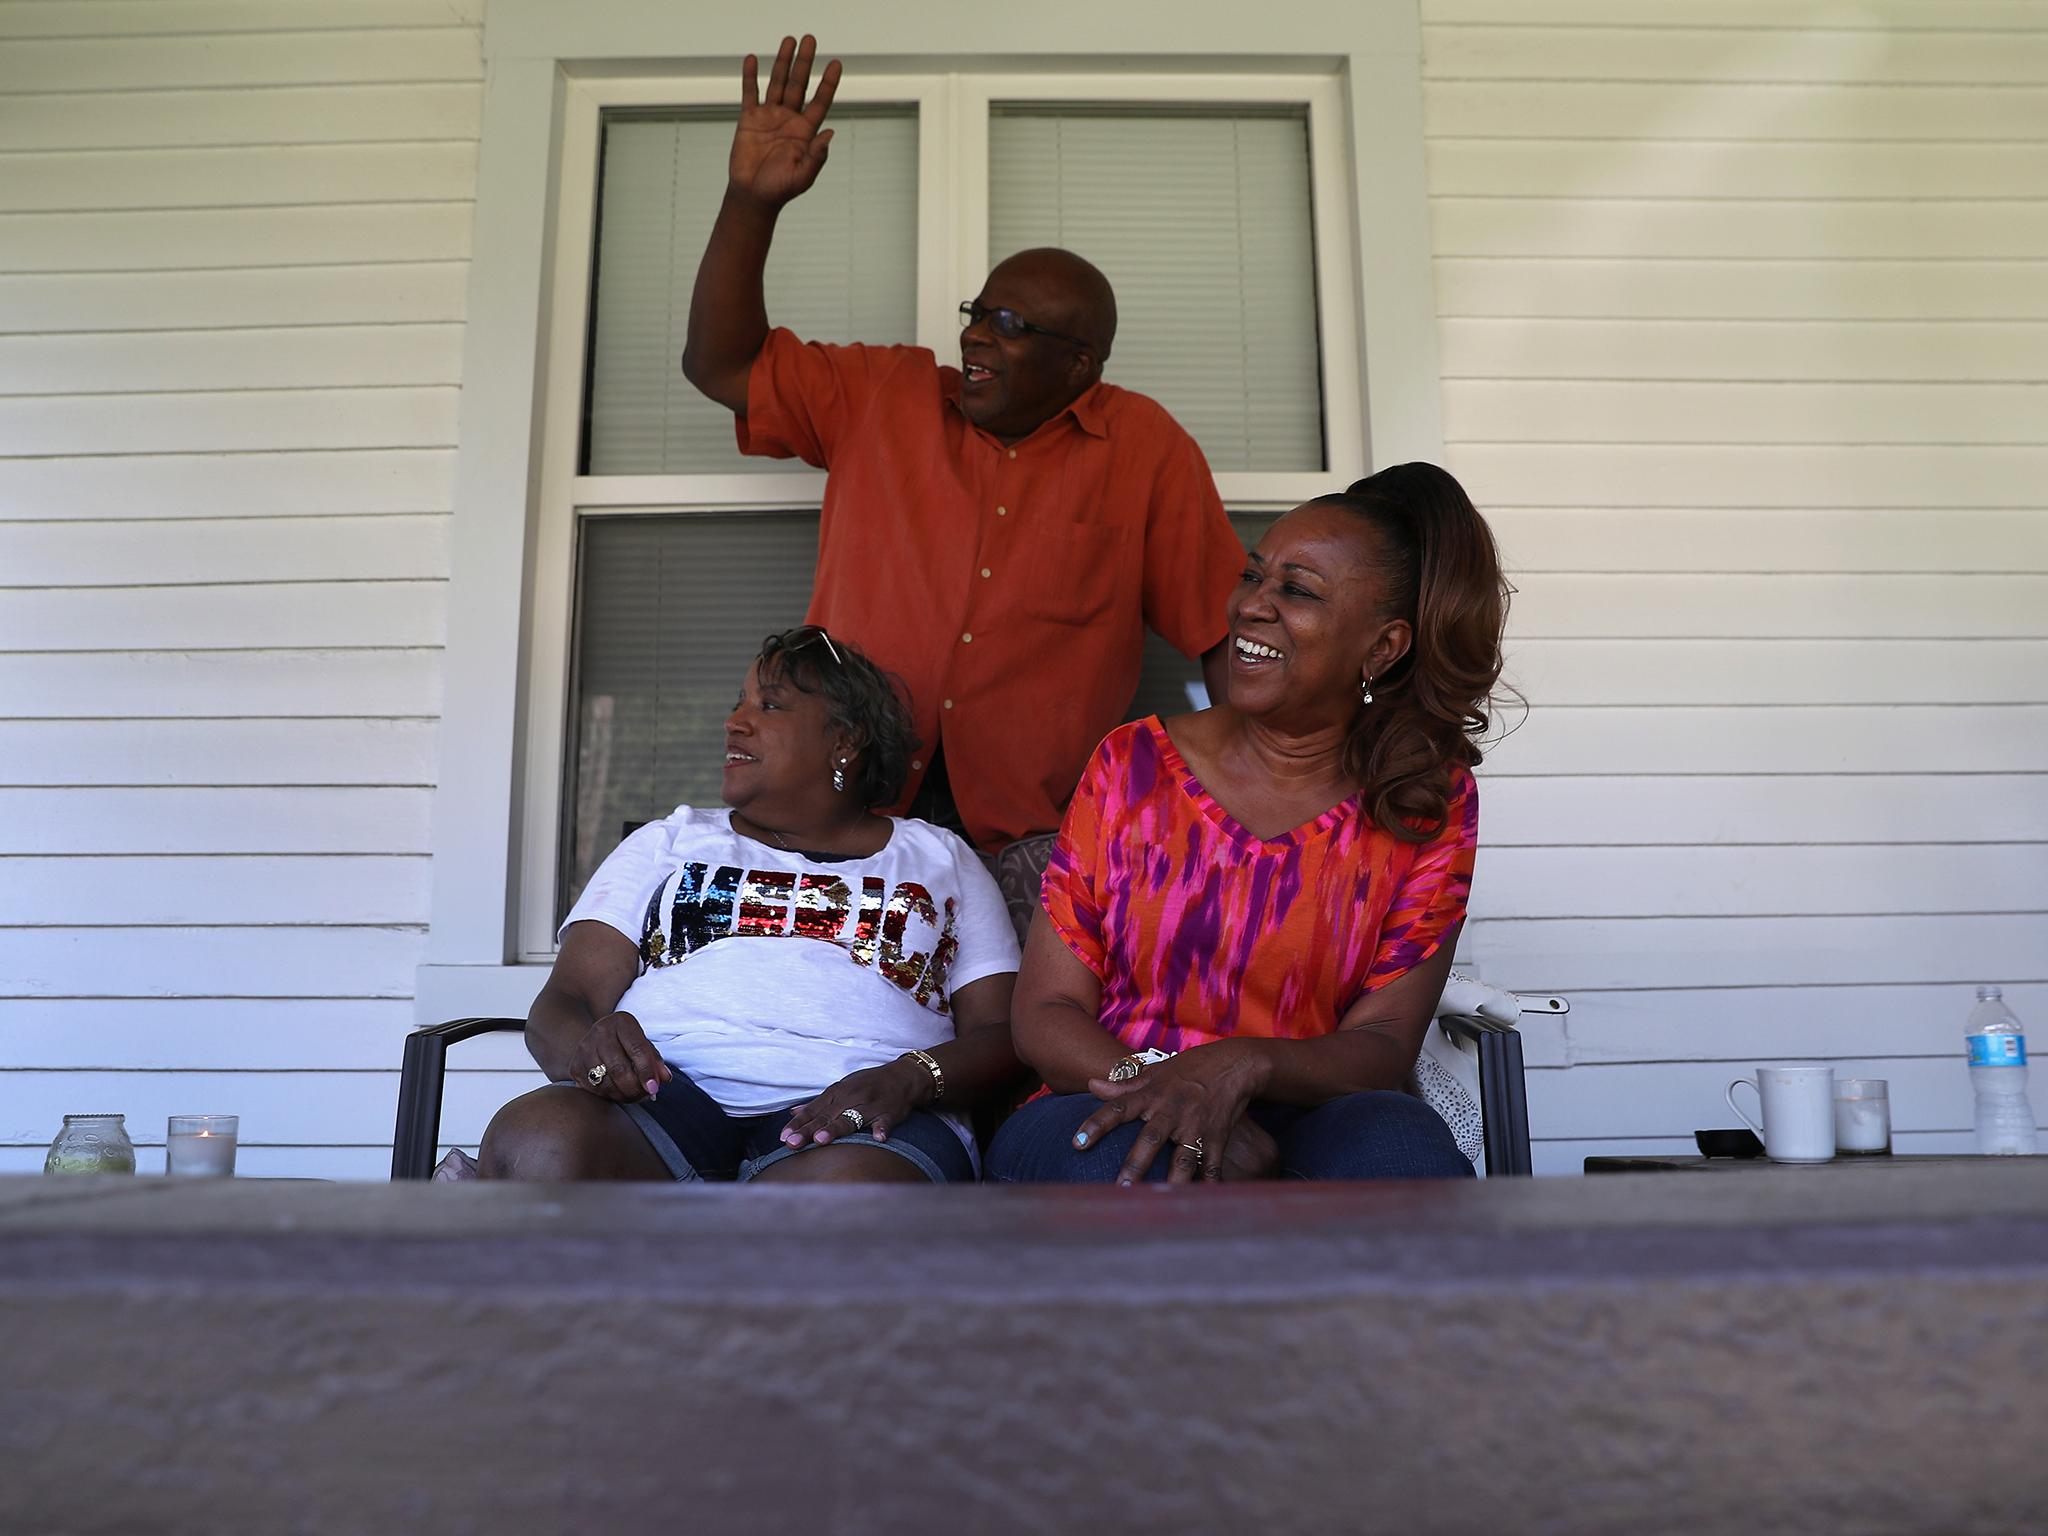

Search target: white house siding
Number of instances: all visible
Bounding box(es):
[0,1,482,1177]
[1422,0,2048,1171]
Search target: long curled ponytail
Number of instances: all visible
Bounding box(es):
[1316,462,1510,842]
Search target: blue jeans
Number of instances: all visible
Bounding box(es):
[986,1090,1474,1182]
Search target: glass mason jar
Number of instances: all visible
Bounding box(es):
[44,1114,138,1176]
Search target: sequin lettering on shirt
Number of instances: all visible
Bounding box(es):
[845,876,885,969]
[878,882,938,992]
[649,863,744,963]
[734,871,796,936]
[791,874,852,941]
[914,899,961,1010]
[640,861,954,1011]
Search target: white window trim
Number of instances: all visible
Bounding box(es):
[421,0,1444,1019]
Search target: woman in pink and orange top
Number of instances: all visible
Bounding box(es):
[988,462,1509,1185]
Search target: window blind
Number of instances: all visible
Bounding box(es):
[989,108,1325,473]
[561,511,821,913]
[584,109,919,476]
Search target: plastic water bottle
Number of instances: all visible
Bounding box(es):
[1966,986,2037,1156]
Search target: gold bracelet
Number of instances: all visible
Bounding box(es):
[902,1048,945,1102]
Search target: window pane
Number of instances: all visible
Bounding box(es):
[584,108,919,476]
[989,108,1324,473]
[560,511,820,915]
[1124,512,1275,723]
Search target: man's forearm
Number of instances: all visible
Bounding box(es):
[681,190,780,411]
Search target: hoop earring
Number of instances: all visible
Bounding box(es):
[832,758,848,793]
[1360,673,1374,707]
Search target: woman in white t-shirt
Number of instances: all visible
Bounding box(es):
[477,627,1022,1184]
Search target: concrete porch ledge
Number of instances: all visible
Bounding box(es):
[4,1165,2047,1535]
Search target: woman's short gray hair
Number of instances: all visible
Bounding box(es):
[755,627,920,810]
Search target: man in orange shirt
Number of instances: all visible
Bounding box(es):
[682,36,1243,858]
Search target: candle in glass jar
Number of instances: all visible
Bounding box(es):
[165,1114,238,1177]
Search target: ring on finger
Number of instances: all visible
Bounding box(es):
[1178,1138,1204,1160]
[839,1107,866,1131]
[585,1064,608,1088]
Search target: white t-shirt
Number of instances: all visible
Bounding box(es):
[560,808,1020,1117]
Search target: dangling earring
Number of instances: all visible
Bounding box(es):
[832,758,848,793]
[1360,673,1374,707]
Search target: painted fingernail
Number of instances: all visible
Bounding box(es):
[1073,1132,1089,1147]
[1119,1177,1134,1188]
[644,1079,660,1099]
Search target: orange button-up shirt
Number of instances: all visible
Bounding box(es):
[738,328,1244,853]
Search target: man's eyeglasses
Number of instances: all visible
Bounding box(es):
[782,624,843,666]
[958,300,1091,353]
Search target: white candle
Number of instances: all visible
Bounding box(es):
[166,1115,238,1178]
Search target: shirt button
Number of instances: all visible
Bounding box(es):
[943,699,954,710]
[1007,449,1017,460]
[995,505,1007,517]
[980,567,991,579]
[911,759,923,772]
[961,632,973,644]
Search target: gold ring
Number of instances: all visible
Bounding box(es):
[585,1064,607,1088]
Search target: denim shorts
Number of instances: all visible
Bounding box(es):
[617,1066,975,1185]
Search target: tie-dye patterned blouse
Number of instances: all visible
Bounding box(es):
[1042,717,1477,1053]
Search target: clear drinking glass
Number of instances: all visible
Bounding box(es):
[43,1114,138,1176]
[1833,1078,1892,1157]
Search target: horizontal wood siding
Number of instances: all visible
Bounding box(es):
[1423,0,2048,1172]
[0,3,479,1176]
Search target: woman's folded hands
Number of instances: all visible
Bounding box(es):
[1073,1042,1278,1185]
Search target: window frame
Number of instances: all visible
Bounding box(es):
[519,70,1362,960]
[422,1,1444,1017]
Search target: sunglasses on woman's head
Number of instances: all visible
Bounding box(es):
[783,625,843,666]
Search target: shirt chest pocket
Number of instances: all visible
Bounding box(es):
[1019,523,1131,627]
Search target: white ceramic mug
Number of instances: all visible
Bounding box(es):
[1726,1066,1836,1164]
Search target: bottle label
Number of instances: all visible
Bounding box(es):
[1968,1033,2027,1067]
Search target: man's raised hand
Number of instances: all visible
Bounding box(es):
[730,35,841,210]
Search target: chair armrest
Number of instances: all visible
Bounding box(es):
[391,1017,527,1180]
[1439,1013,1532,1178]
